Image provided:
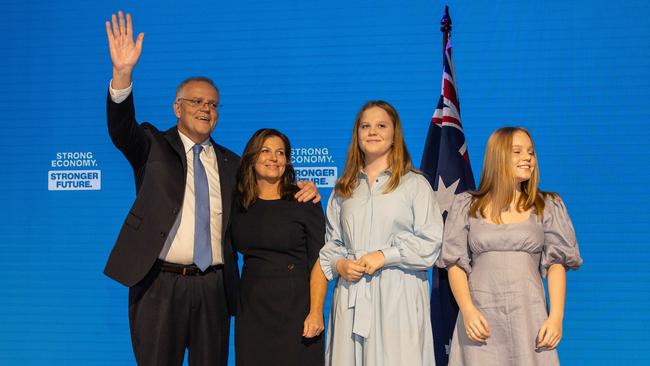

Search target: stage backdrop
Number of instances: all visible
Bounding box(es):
[1,0,648,364]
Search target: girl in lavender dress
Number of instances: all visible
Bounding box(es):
[437,127,582,365]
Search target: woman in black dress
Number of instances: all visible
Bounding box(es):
[232,128,327,366]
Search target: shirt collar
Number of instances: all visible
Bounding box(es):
[359,168,393,179]
[178,130,211,155]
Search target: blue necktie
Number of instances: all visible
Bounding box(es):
[192,144,212,271]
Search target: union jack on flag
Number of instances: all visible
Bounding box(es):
[421,36,475,209]
[420,35,475,366]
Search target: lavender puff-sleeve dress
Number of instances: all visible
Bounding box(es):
[437,192,582,366]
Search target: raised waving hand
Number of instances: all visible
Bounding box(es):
[105,11,144,89]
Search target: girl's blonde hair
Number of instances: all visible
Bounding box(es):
[335,100,415,198]
[469,127,555,223]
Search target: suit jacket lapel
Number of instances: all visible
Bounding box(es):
[164,127,188,174]
[212,140,233,239]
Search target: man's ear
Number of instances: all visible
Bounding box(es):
[173,100,181,119]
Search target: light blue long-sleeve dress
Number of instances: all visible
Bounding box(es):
[319,170,443,366]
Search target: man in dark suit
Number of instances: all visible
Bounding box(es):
[104,11,317,365]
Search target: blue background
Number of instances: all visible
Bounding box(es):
[1,0,648,364]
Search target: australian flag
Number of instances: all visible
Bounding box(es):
[421,35,475,365]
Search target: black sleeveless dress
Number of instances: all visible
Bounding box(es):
[231,198,325,366]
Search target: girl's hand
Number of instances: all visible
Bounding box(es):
[461,305,490,343]
[335,259,366,281]
[537,316,562,350]
[358,251,385,275]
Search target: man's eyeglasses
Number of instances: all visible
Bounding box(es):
[177,98,221,111]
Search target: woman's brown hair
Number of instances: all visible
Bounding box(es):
[237,128,298,208]
[335,100,415,198]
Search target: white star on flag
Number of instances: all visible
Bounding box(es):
[433,176,460,215]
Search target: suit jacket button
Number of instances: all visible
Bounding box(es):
[287,264,295,270]
[160,232,166,238]
[172,207,179,215]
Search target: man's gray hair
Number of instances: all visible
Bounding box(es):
[175,76,220,99]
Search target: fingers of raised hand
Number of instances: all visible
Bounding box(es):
[105,21,113,42]
[107,11,135,41]
[135,32,144,51]
[118,11,126,35]
[125,12,133,37]
[110,13,119,37]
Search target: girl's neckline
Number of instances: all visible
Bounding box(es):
[479,210,534,226]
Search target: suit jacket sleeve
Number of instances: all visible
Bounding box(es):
[107,90,151,173]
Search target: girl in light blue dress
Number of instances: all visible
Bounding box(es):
[319,101,443,366]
